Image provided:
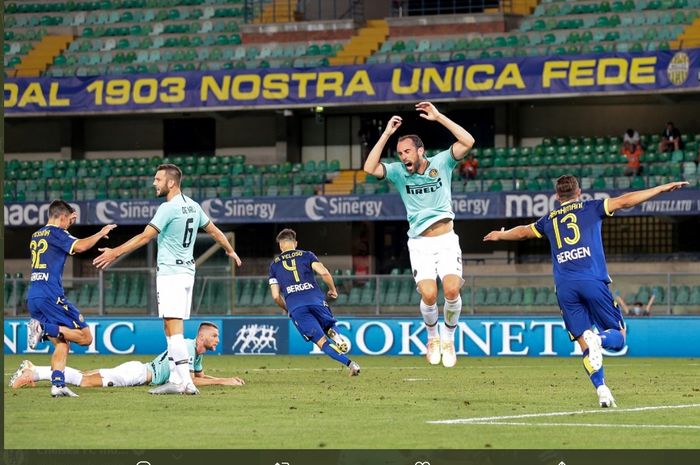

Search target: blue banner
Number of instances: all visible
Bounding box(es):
[4,50,699,115]
[4,189,699,227]
[5,317,700,357]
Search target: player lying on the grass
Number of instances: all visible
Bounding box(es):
[10,322,244,389]
[269,228,361,377]
[484,176,688,408]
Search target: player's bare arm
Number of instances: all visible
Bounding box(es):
[93,224,159,270]
[311,261,338,299]
[193,371,245,386]
[269,283,288,313]
[203,222,241,267]
[72,223,117,254]
[415,101,475,160]
[606,181,688,213]
[363,115,402,178]
[483,225,538,242]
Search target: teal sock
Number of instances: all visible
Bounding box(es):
[320,340,351,367]
[600,329,625,351]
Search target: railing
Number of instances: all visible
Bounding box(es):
[244,0,359,23]
[5,271,700,317]
[391,0,501,17]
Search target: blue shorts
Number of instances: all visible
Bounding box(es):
[27,297,88,330]
[555,279,625,339]
[289,304,337,343]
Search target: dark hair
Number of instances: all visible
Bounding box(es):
[626,129,634,137]
[397,134,424,150]
[276,228,297,243]
[555,175,579,201]
[198,322,218,333]
[633,302,644,307]
[156,163,182,186]
[48,199,75,219]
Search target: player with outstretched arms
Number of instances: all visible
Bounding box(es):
[484,175,688,407]
[363,101,475,367]
[269,228,360,376]
[25,200,116,397]
[93,164,241,395]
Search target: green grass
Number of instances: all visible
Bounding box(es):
[4,355,700,449]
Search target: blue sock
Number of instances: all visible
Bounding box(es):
[51,370,65,387]
[582,349,605,388]
[43,323,60,338]
[320,340,351,367]
[599,329,625,351]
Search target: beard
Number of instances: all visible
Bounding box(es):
[156,185,169,198]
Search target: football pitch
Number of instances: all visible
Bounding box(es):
[4,355,700,449]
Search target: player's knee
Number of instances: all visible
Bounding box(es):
[421,292,438,306]
[443,287,461,301]
[77,330,93,346]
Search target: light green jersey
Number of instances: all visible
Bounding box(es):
[146,338,204,386]
[381,147,459,238]
[148,193,210,276]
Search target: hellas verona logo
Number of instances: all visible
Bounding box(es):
[667,52,689,86]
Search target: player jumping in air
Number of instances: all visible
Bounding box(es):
[268,228,360,376]
[363,101,475,367]
[484,175,688,407]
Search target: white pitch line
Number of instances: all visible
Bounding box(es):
[242,363,657,372]
[463,421,700,430]
[428,403,700,424]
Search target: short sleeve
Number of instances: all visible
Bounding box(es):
[592,198,614,218]
[148,203,170,233]
[54,229,79,255]
[441,147,459,170]
[382,161,399,183]
[307,251,320,264]
[531,216,546,239]
[193,355,203,373]
[198,204,210,229]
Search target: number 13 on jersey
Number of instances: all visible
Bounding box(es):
[552,213,581,249]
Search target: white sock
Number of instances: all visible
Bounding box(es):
[166,336,180,384]
[64,367,83,386]
[442,296,462,341]
[169,333,192,385]
[420,300,439,339]
[33,365,52,382]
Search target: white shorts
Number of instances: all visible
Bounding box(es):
[156,273,195,319]
[407,231,464,283]
[99,361,148,387]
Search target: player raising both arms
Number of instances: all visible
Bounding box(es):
[26,200,116,397]
[269,229,360,376]
[484,175,688,407]
[363,101,475,368]
[10,322,244,390]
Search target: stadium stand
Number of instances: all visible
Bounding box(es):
[5,0,700,77]
[5,131,699,202]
